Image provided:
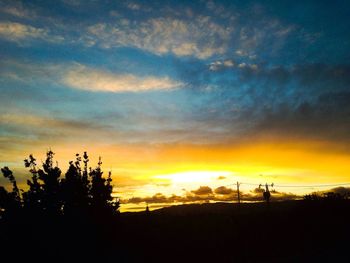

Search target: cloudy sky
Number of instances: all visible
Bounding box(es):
[1,0,350,211]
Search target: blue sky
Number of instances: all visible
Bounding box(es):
[1,0,350,148]
[1,0,350,205]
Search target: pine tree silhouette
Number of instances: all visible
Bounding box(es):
[0,150,119,219]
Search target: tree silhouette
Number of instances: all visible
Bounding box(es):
[0,167,21,218]
[61,153,91,216]
[0,150,119,219]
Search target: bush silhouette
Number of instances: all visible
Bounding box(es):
[0,150,119,220]
[304,191,346,201]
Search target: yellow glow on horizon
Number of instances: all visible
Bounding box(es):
[155,170,233,184]
[3,136,350,211]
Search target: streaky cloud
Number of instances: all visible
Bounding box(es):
[0,59,183,93]
[62,64,184,92]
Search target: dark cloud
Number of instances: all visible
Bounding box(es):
[174,61,350,144]
[214,186,233,195]
[127,193,177,204]
[251,187,264,194]
[244,190,299,202]
[217,176,226,180]
[123,185,302,204]
[270,191,299,201]
[254,90,350,142]
[191,186,213,195]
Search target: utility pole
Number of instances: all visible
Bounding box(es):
[259,183,274,203]
[236,181,241,204]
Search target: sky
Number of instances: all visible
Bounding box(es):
[1,0,350,211]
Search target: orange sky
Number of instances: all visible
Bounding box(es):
[3,136,349,211]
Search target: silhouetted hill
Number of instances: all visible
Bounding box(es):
[152,200,300,215]
[1,200,350,262]
[119,200,350,262]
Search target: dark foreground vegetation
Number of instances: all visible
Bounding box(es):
[1,152,350,262]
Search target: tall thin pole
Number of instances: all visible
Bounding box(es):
[237,181,241,204]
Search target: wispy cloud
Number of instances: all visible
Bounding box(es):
[0,112,115,147]
[0,22,63,44]
[0,113,102,131]
[86,16,232,59]
[62,64,183,92]
[0,22,47,41]
[0,111,117,161]
[209,59,235,71]
[0,1,301,60]
[208,58,259,72]
[0,1,38,19]
[0,3,37,19]
[125,2,141,11]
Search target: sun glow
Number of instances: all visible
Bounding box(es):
[156,171,233,184]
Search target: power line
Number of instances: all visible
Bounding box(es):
[271,182,350,188]
[224,182,350,188]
